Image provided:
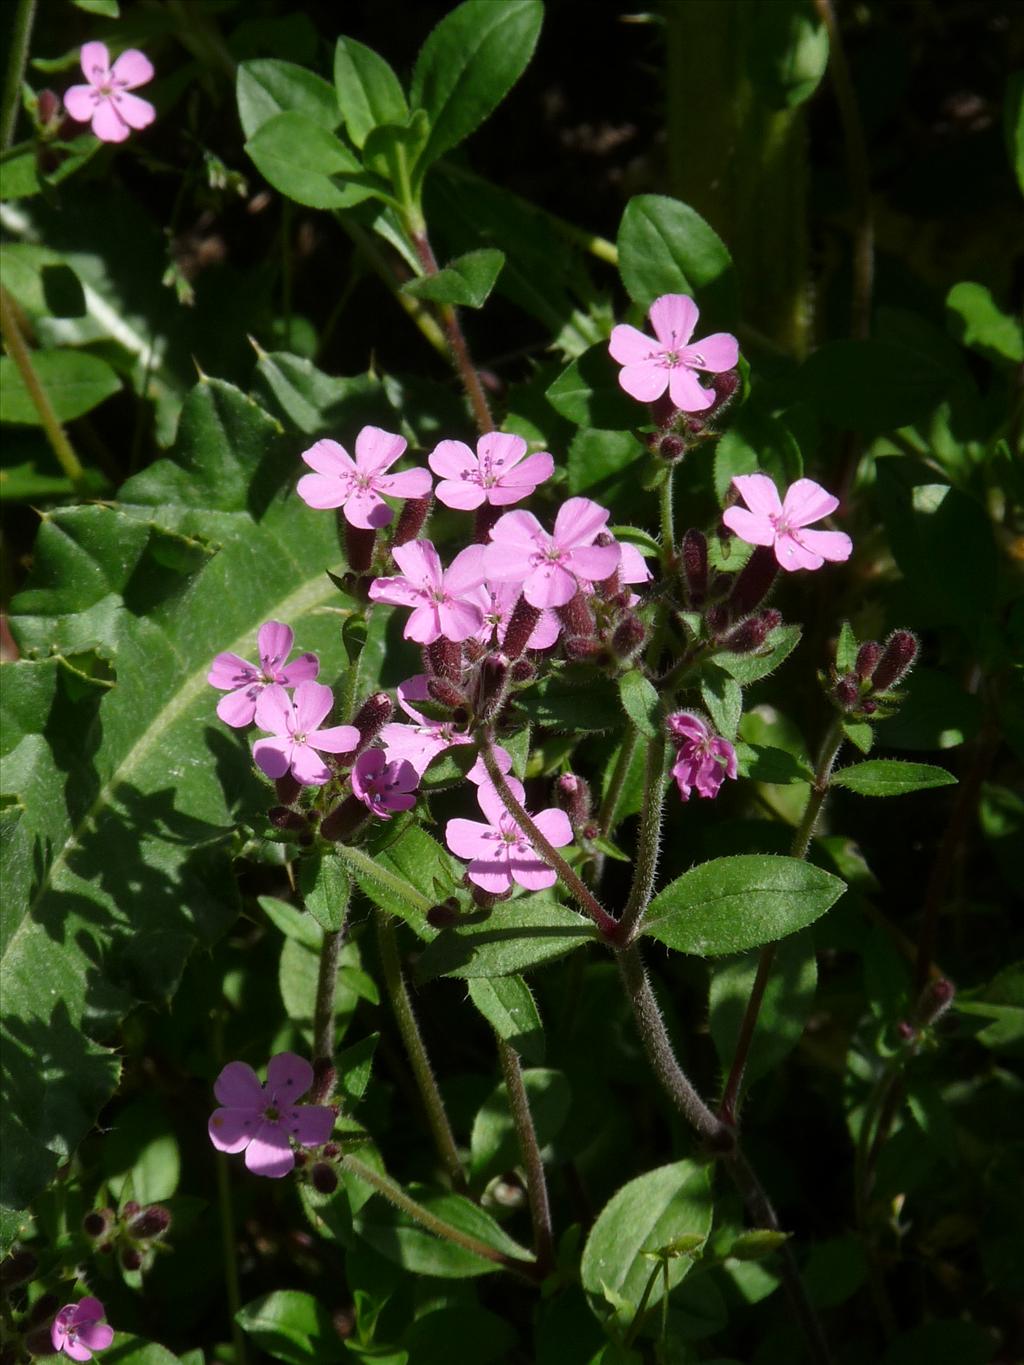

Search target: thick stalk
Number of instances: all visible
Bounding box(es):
[480,737,619,938]
[498,1039,555,1275]
[0,0,35,150]
[659,471,676,564]
[0,285,86,491]
[411,231,495,435]
[616,734,668,945]
[375,913,466,1192]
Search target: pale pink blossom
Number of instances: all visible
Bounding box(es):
[208,621,319,728]
[368,541,485,643]
[252,681,359,786]
[380,676,512,779]
[64,43,155,144]
[667,712,738,802]
[722,474,852,572]
[446,777,572,894]
[609,294,738,413]
[484,498,620,609]
[468,581,560,651]
[208,1052,334,1178]
[351,749,419,818]
[297,426,432,529]
[51,1299,113,1361]
[429,432,553,510]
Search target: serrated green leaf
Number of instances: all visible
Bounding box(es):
[251,350,393,436]
[415,898,595,981]
[470,1067,570,1184]
[403,248,505,308]
[617,194,738,329]
[841,719,874,754]
[618,670,660,739]
[237,1291,345,1365]
[236,59,340,141]
[245,112,384,210]
[0,349,120,424]
[333,37,408,149]
[831,760,957,797]
[468,976,545,1065]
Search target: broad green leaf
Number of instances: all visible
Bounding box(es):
[547,344,641,430]
[743,0,829,109]
[643,855,845,956]
[99,1339,181,1365]
[569,431,647,501]
[617,194,739,329]
[734,742,813,785]
[363,112,431,177]
[514,669,622,732]
[251,350,394,436]
[299,852,350,933]
[803,1235,867,1309]
[699,664,742,742]
[709,931,817,1089]
[259,896,323,951]
[618,670,660,739]
[468,976,545,1065]
[354,1184,533,1277]
[0,349,120,424]
[410,0,544,173]
[415,898,596,981]
[333,37,408,149]
[713,624,801,684]
[245,111,384,210]
[798,341,947,433]
[237,1290,345,1365]
[102,1097,181,1204]
[236,59,340,140]
[470,1068,571,1183]
[713,407,803,506]
[580,1160,713,1327]
[945,281,1023,364]
[831,760,956,797]
[402,249,505,309]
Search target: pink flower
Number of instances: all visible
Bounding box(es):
[368,541,485,643]
[64,43,155,144]
[609,294,739,413]
[297,426,432,529]
[208,1052,334,1178]
[208,621,319,728]
[667,712,738,802]
[722,474,852,572]
[351,749,420,818]
[428,432,553,510]
[468,581,560,651]
[483,498,621,609]
[446,777,573,894]
[51,1299,113,1362]
[380,675,475,775]
[252,681,359,786]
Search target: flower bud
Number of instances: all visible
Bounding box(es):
[872,630,919,692]
[611,614,646,661]
[706,603,729,635]
[427,677,466,709]
[37,89,61,128]
[128,1204,172,1241]
[121,1201,140,1219]
[721,612,773,654]
[352,691,393,747]
[555,592,595,641]
[855,640,882,681]
[427,897,461,929]
[392,495,431,547]
[343,522,376,574]
[708,369,740,412]
[121,1247,143,1272]
[659,434,685,463]
[918,977,955,1027]
[320,795,368,843]
[322,1142,341,1160]
[510,658,535,683]
[503,595,542,660]
[469,881,511,908]
[425,637,462,682]
[311,1162,338,1195]
[727,546,778,617]
[476,654,509,722]
[473,503,502,545]
[896,1020,916,1041]
[556,773,592,828]
[592,532,622,599]
[680,529,708,605]
[268,805,308,831]
[275,773,302,806]
[861,698,877,714]
[563,636,603,660]
[833,676,860,710]
[83,1208,115,1239]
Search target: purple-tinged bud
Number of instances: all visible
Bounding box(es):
[311,1162,339,1194]
[727,546,778,617]
[320,795,369,843]
[121,1247,143,1272]
[680,529,708,605]
[469,881,512,908]
[476,653,510,721]
[592,532,622,599]
[0,1248,37,1287]
[426,637,462,683]
[83,1208,115,1239]
[721,613,773,654]
[872,630,919,692]
[268,805,307,831]
[352,691,393,747]
[556,592,596,641]
[855,641,882,682]
[462,637,487,665]
[503,595,542,660]
[685,413,707,436]
[343,521,376,574]
[393,495,431,547]
[708,369,740,413]
[649,393,678,428]
[564,636,603,661]
[275,773,302,806]
[427,898,461,929]
[122,1201,140,1219]
[659,434,685,463]
[861,698,877,714]
[706,603,729,635]
[293,1150,309,1168]
[918,977,955,1027]
[556,773,592,827]
[834,677,860,710]
[474,503,502,545]
[322,1142,341,1161]
[129,1205,171,1241]
[611,614,646,661]
[37,89,60,127]
[510,658,535,683]
[427,677,466,709]
[896,1020,916,1041]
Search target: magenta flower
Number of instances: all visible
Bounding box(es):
[380,675,475,776]
[208,621,319,728]
[297,426,432,529]
[609,294,739,413]
[368,541,485,643]
[722,474,852,572]
[667,712,738,802]
[252,681,359,786]
[429,432,554,510]
[468,581,560,651]
[483,498,621,609]
[351,749,420,818]
[64,43,155,144]
[446,777,573,894]
[51,1299,113,1362]
[208,1052,334,1178]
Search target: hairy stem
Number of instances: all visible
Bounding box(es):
[617,734,668,945]
[0,0,35,151]
[411,231,495,435]
[498,1039,555,1276]
[375,912,466,1192]
[312,929,344,1072]
[659,472,676,564]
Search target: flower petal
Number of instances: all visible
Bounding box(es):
[245,1123,294,1178]
[466,744,513,785]
[649,294,699,348]
[444,543,488,596]
[257,620,294,673]
[267,1052,313,1101]
[436,598,484,642]
[436,478,486,510]
[216,687,259,728]
[732,473,783,518]
[288,1104,336,1147]
[523,562,578,608]
[381,724,445,775]
[488,509,545,551]
[618,542,654,584]
[617,362,668,403]
[721,506,777,547]
[254,684,293,737]
[277,653,320,686]
[781,478,839,528]
[403,603,443,644]
[483,542,532,584]
[668,365,714,412]
[75,1326,114,1354]
[91,99,130,143]
[355,424,406,474]
[63,1338,95,1361]
[75,1300,107,1327]
[208,1106,258,1153]
[530,807,573,847]
[309,724,360,755]
[553,497,610,549]
[377,466,432,499]
[301,438,355,478]
[396,674,432,720]
[111,48,154,88]
[774,532,823,572]
[476,775,526,827]
[214,1060,265,1108]
[428,438,477,480]
[392,539,443,589]
[368,575,423,608]
[500,449,554,489]
[63,85,97,121]
[567,543,621,584]
[791,527,852,564]
[446,817,499,861]
[342,488,393,529]
[252,737,291,779]
[685,331,738,372]
[113,91,155,130]
[510,859,557,891]
[467,857,514,894]
[208,651,256,689]
[609,322,659,365]
[80,42,110,80]
[289,743,333,786]
[296,473,346,510]
[292,679,334,733]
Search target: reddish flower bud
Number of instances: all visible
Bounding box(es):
[556,773,592,827]
[37,89,60,127]
[563,635,603,660]
[427,677,466,709]
[861,698,877,714]
[510,658,536,683]
[427,898,461,929]
[680,529,708,605]
[722,615,770,654]
[708,369,740,411]
[343,521,376,574]
[352,691,393,747]
[659,434,685,462]
[121,1247,143,1271]
[268,805,308,831]
[469,881,512,908]
[275,773,302,806]
[128,1204,171,1240]
[322,1142,341,1160]
[476,654,509,721]
[611,614,646,661]
[833,676,860,710]
[121,1201,140,1219]
[473,503,502,545]
[393,495,431,547]
[425,637,462,682]
[918,977,955,1026]
[83,1209,115,1239]
[727,546,778,617]
[872,630,919,691]
[896,1020,916,1041]
[320,795,368,843]
[855,640,882,681]
[312,1162,339,1194]
[592,532,622,598]
[503,595,542,660]
[556,592,596,641]
[706,603,729,635]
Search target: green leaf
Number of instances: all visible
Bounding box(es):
[236,59,340,140]
[713,624,801,685]
[797,341,947,433]
[259,896,323,951]
[245,111,384,210]
[581,1161,713,1328]
[41,263,86,318]
[410,0,544,173]
[569,431,647,502]
[470,1067,571,1183]
[945,281,1024,364]
[0,349,120,424]
[1007,70,1024,194]
[831,760,957,797]
[699,665,742,742]
[299,853,350,933]
[336,1033,378,1106]
[617,194,739,329]
[401,1306,516,1365]
[643,855,845,956]
[546,343,641,430]
[835,621,858,674]
[743,0,829,109]
[333,37,408,149]
[734,742,813,785]
[100,1338,181,1365]
[251,350,393,436]
[345,826,458,938]
[618,670,660,739]
[402,249,505,309]
[415,898,596,981]
[354,1184,532,1277]
[514,669,622,732]
[237,1290,345,1365]
[468,976,545,1065]
[72,0,120,15]
[709,931,817,1089]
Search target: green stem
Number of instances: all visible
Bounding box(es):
[313,929,344,1073]
[599,725,639,835]
[0,0,35,151]
[336,213,449,359]
[623,1256,664,1350]
[616,734,668,945]
[0,285,87,491]
[375,912,466,1192]
[498,1039,555,1275]
[659,471,676,565]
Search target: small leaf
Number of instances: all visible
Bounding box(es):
[618,670,660,739]
[617,194,739,329]
[333,36,408,149]
[299,853,350,933]
[546,343,640,430]
[727,1229,792,1261]
[403,249,505,309]
[336,1033,378,1106]
[236,1290,345,1365]
[946,281,1023,364]
[245,112,383,210]
[835,621,858,674]
[236,59,340,140]
[259,895,323,951]
[0,350,120,424]
[468,976,545,1065]
[644,855,845,956]
[415,898,595,981]
[354,1185,532,1278]
[841,719,874,754]
[699,664,742,742]
[714,625,801,685]
[470,1068,571,1183]
[72,0,120,15]
[831,760,957,797]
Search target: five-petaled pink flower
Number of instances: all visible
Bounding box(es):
[351,749,420,818]
[64,43,155,144]
[252,681,359,786]
[380,675,475,776]
[483,498,621,609]
[208,1052,334,1178]
[722,474,852,572]
[51,1299,114,1361]
[468,581,560,651]
[667,712,738,802]
[208,621,319,728]
[609,293,739,413]
[297,426,432,529]
[429,432,554,511]
[368,541,485,643]
[446,777,573,894]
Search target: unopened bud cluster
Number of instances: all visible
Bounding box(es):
[828,629,919,719]
[83,1199,172,1272]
